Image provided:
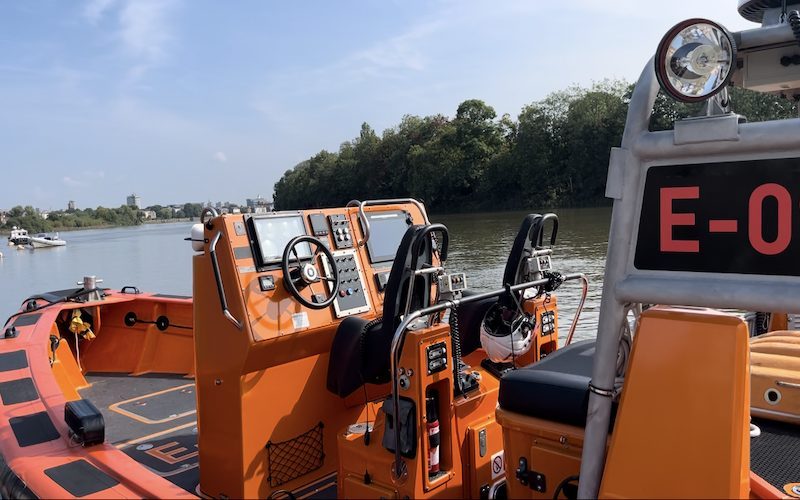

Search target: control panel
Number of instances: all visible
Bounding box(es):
[540,310,556,335]
[308,213,330,239]
[329,214,354,249]
[437,273,467,296]
[323,249,371,318]
[219,202,427,340]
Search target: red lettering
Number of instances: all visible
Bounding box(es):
[748,183,791,255]
[660,187,700,253]
[708,219,738,233]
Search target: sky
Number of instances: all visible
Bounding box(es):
[0,0,757,210]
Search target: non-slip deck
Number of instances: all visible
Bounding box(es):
[751,418,800,493]
[79,373,199,494]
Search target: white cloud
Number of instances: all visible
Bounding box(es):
[83,0,179,84]
[62,171,105,188]
[346,20,442,77]
[83,0,118,24]
[119,0,176,62]
[214,151,228,163]
[63,176,84,187]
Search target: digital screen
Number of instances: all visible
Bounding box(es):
[634,157,800,276]
[365,211,411,264]
[251,215,311,265]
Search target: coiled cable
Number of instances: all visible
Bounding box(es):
[449,307,464,395]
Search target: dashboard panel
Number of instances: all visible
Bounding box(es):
[219,203,427,344]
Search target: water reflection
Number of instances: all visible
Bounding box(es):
[435,208,611,343]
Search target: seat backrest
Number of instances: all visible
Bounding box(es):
[501,213,557,289]
[599,306,750,498]
[362,224,448,384]
[456,214,555,356]
[327,223,449,397]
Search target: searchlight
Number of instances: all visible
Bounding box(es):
[655,19,737,102]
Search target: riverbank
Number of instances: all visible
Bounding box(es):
[0,218,194,236]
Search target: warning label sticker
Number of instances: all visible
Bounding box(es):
[292,312,310,330]
[491,450,505,480]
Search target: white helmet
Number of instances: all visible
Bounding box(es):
[480,304,533,363]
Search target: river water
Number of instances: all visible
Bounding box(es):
[0,208,611,342]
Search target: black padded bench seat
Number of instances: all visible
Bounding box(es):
[499,339,612,427]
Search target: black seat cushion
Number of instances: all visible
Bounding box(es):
[328,316,376,397]
[498,339,606,427]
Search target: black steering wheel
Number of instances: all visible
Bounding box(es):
[281,236,340,309]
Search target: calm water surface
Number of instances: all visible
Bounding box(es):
[0,208,611,342]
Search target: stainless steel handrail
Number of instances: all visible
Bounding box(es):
[200,206,219,226]
[387,272,586,481]
[565,274,590,345]
[209,231,243,330]
[346,199,430,247]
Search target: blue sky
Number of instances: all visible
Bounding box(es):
[1,0,755,210]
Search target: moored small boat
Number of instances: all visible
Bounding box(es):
[29,233,65,248]
[6,228,30,247]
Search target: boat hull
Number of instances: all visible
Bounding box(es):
[29,238,65,248]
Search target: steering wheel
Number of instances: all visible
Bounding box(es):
[281,236,340,309]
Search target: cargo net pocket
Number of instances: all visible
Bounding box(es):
[266,422,324,488]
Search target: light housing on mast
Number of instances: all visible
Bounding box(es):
[654,18,737,103]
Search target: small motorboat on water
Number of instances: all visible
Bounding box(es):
[1,1,800,498]
[6,227,30,247]
[29,233,65,248]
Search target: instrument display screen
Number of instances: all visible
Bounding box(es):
[634,157,800,276]
[250,215,311,266]
[364,211,411,264]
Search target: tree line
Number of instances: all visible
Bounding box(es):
[274,81,797,212]
[2,205,142,234]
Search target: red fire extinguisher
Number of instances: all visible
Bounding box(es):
[426,390,440,477]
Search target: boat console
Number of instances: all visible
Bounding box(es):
[190,200,584,498]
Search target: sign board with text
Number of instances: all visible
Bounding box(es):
[635,158,800,277]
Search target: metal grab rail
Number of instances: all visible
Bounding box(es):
[387,272,587,481]
[346,199,430,247]
[565,274,590,346]
[209,232,243,330]
[200,206,219,226]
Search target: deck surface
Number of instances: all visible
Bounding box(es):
[752,418,800,494]
[79,374,800,497]
[79,373,199,495]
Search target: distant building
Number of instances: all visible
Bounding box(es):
[40,211,50,220]
[140,210,157,220]
[68,200,76,211]
[246,196,274,213]
[127,193,141,209]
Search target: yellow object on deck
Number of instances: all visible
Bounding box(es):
[69,309,95,340]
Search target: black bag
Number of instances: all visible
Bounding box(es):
[65,399,105,446]
[382,397,416,458]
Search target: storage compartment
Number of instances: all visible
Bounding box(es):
[496,408,586,500]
